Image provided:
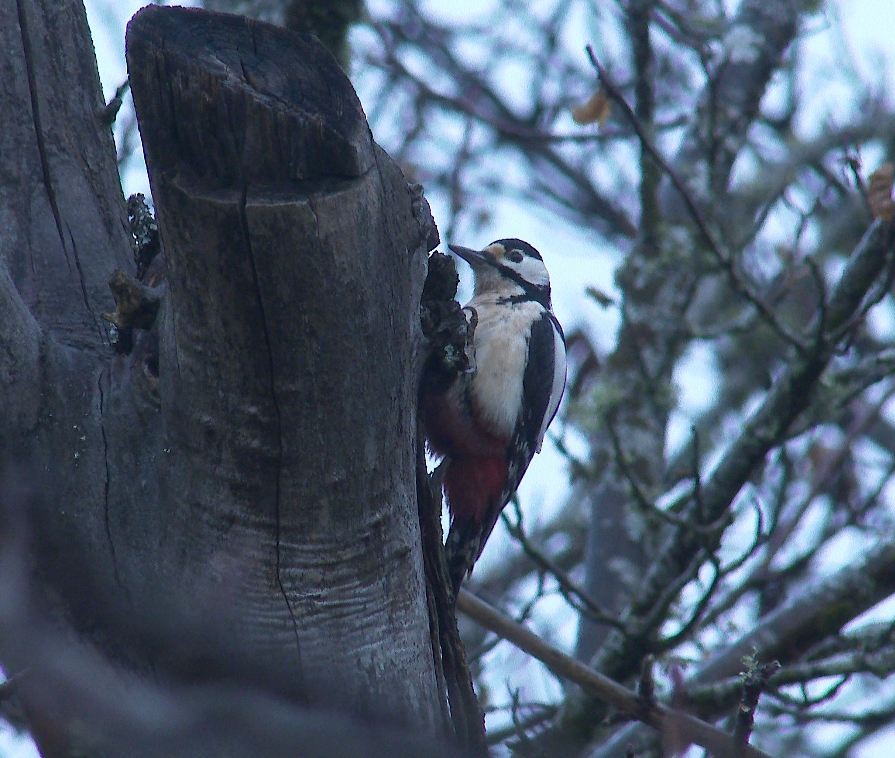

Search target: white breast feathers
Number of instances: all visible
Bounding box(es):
[466,298,544,441]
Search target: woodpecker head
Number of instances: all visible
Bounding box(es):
[448,238,552,308]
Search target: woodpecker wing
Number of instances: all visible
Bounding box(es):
[516,311,566,456]
[531,312,567,452]
[473,310,567,560]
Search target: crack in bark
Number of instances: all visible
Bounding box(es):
[214,47,302,676]
[67,223,107,345]
[97,369,121,587]
[237,184,304,684]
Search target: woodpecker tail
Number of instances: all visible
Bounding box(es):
[446,517,482,594]
[442,455,508,593]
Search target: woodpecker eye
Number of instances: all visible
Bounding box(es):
[507,250,524,263]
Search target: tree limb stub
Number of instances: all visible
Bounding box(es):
[127,7,371,184]
[127,6,440,730]
[1,0,130,351]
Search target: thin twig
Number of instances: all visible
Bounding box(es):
[606,415,728,537]
[485,704,557,745]
[501,503,624,629]
[456,589,772,758]
[733,657,780,748]
[99,79,130,125]
[653,557,721,651]
[804,255,828,352]
[618,220,895,672]
[584,45,807,353]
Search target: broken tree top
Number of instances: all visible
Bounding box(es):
[126,5,373,187]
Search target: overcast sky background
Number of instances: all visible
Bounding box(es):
[3,1,895,755]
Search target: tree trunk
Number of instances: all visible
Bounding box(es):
[1,0,133,644]
[1,1,446,748]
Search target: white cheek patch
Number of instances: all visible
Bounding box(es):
[515,256,549,288]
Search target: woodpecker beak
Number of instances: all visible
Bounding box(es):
[448,244,496,269]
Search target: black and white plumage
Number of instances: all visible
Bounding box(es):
[420,238,567,591]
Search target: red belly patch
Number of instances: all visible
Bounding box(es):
[421,391,507,458]
[444,456,507,523]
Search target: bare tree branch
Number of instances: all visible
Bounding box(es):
[457,589,772,758]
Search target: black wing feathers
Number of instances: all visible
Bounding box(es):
[519,313,557,452]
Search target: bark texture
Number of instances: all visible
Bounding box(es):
[1,0,444,746]
[0,0,133,648]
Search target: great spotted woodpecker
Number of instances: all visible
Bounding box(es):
[422,239,567,591]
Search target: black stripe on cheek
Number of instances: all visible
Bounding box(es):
[495,264,551,308]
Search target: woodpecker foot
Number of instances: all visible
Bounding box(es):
[420,252,477,391]
[103,270,162,355]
